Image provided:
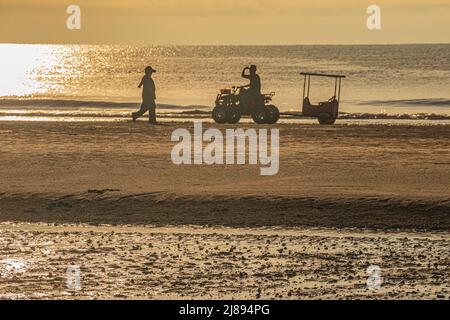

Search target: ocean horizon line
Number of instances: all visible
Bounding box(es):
[1,42,449,47]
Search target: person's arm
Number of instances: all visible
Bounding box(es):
[152,80,156,99]
[138,76,145,89]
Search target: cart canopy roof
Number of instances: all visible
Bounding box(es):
[301,72,346,78]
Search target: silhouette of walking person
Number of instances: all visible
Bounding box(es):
[133,66,157,124]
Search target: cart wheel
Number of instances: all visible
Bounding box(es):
[252,107,268,124]
[266,105,280,124]
[213,106,228,124]
[318,112,336,125]
[227,106,241,124]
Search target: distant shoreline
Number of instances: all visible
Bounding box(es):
[2,42,450,47]
[1,98,450,121]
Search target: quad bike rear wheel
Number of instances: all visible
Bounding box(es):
[252,107,268,124]
[266,105,280,124]
[227,106,241,124]
[317,112,336,125]
[213,106,228,124]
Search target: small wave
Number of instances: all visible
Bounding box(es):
[359,98,450,107]
[1,110,450,121]
[282,111,450,120]
[0,111,211,119]
[0,98,210,111]
[339,113,450,120]
[178,110,211,115]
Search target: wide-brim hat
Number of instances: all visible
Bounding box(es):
[145,66,157,73]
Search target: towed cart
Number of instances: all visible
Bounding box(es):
[300,72,346,125]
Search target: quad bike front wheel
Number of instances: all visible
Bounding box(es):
[252,107,268,124]
[227,106,241,124]
[212,106,228,124]
[266,105,280,124]
[317,112,336,125]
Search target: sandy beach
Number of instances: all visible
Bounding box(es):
[1,0,450,304]
[0,120,449,299]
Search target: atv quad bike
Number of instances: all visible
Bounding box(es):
[212,86,280,125]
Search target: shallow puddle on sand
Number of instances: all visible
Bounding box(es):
[0,258,28,276]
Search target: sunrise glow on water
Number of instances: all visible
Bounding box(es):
[0,44,449,120]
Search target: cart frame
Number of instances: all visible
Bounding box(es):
[300,72,346,125]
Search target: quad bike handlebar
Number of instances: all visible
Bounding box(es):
[232,85,248,92]
[219,87,275,101]
[230,86,275,97]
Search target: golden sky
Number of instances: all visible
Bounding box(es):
[0,0,449,44]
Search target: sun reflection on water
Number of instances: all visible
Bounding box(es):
[0,44,62,97]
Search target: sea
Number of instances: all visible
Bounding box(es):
[0,43,449,122]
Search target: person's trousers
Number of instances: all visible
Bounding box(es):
[133,100,157,123]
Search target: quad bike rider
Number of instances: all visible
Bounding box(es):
[240,65,262,105]
[212,65,280,125]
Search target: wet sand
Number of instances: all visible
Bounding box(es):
[0,223,448,300]
[0,121,449,230]
[0,120,449,299]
